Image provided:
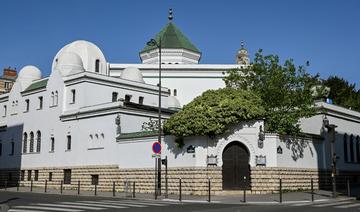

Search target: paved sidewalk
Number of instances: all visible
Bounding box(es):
[0,186,354,204]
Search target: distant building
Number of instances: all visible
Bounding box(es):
[0,68,17,94]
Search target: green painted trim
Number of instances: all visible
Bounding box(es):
[144,76,225,79]
[117,130,159,139]
[24,79,49,92]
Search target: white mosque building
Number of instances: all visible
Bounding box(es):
[0,12,359,195]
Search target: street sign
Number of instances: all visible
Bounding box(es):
[152,154,161,158]
[152,142,162,154]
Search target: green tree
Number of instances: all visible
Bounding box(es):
[163,88,265,138]
[323,76,360,112]
[224,50,320,135]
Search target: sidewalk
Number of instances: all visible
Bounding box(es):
[0,186,355,205]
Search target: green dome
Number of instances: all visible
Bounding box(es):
[141,22,200,54]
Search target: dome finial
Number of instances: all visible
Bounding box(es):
[168,8,173,22]
[241,41,245,49]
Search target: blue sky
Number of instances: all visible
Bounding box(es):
[0,0,359,87]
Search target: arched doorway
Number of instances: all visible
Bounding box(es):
[222,142,250,190]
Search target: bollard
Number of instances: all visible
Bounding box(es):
[208,177,211,203]
[179,178,182,202]
[243,177,247,203]
[45,180,47,193]
[165,177,168,199]
[94,184,97,196]
[311,178,314,202]
[60,180,63,194]
[132,182,135,198]
[347,178,351,197]
[30,180,33,192]
[112,181,115,197]
[279,178,282,203]
[78,180,80,195]
[4,180,7,191]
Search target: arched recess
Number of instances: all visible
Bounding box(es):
[222,141,251,190]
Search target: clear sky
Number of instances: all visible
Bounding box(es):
[0,0,359,87]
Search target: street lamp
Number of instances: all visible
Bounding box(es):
[146,38,162,198]
[323,116,338,198]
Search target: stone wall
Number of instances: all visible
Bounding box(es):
[1,166,358,195]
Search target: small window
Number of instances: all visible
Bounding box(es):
[10,141,14,155]
[4,82,10,89]
[0,143,2,156]
[38,96,43,110]
[50,137,55,152]
[36,131,41,153]
[91,175,99,185]
[112,92,118,102]
[55,91,58,106]
[71,89,76,104]
[51,92,54,106]
[66,135,71,151]
[34,170,39,181]
[29,132,34,153]
[357,136,360,163]
[25,99,30,112]
[63,169,71,184]
[3,105,7,117]
[49,172,53,181]
[23,133,28,153]
[95,59,100,73]
[21,170,25,181]
[8,172,12,181]
[350,134,354,162]
[125,95,132,103]
[27,170,32,181]
[139,96,144,105]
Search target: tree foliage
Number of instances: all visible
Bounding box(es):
[163,88,265,137]
[224,50,320,135]
[323,76,360,112]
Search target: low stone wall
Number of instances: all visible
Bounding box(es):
[0,166,358,195]
[0,165,222,195]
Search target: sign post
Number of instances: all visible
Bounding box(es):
[152,142,162,198]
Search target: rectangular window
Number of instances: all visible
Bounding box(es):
[139,96,144,105]
[125,94,131,103]
[21,170,25,181]
[3,105,6,117]
[50,137,55,152]
[4,82,10,89]
[0,143,2,156]
[27,170,32,181]
[25,99,30,112]
[10,142,14,155]
[38,96,43,110]
[63,169,71,184]
[112,92,118,102]
[66,135,71,151]
[91,175,99,185]
[49,172,53,181]
[95,59,100,73]
[34,170,39,181]
[71,89,76,104]
[8,172,12,181]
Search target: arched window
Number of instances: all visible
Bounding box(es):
[350,134,354,162]
[36,131,41,153]
[29,132,34,153]
[344,133,348,163]
[55,91,58,106]
[23,133,28,153]
[112,92,118,102]
[95,59,100,73]
[51,92,54,106]
[357,136,360,163]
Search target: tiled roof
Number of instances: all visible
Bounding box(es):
[141,22,200,54]
[24,79,48,92]
[117,130,159,139]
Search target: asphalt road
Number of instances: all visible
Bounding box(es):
[1,191,360,212]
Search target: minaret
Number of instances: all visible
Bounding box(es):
[236,41,250,66]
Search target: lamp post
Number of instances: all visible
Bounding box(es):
[147,38,162,197]
[323,116,338,198]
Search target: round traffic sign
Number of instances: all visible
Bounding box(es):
[152,142,162,154]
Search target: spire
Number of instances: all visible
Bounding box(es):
[168,8,173,22]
